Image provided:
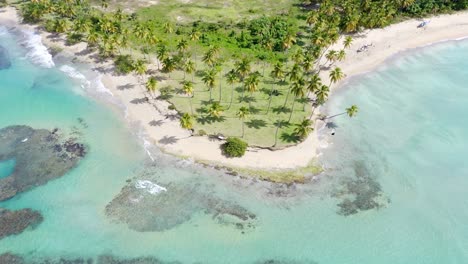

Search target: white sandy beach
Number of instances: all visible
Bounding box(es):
[1,6,468,170]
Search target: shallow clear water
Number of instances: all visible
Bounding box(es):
[0,159,15,179]
[1,24,468,264]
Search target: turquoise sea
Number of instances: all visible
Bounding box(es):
[1,23,468,263]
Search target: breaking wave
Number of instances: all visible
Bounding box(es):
[20,30,54,68]
[135,180,167,195]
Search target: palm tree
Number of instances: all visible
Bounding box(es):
[266,62,284,114]
[315,84,329,106]
[182,81,194,114]
[282,33,296,51]
[183,59,196,81]
[287,63,303,83]
[271,61,285,82]
[306,74,322,98]
[202,49,216,67]
[303,55,314,73]
[101,0,109,9]
[177,39,189,53]
[189,29,200,41]
[180,113,194,131]
[242,72,260,104]
[86,30,99,48]
[134,59,147,82]
[156,44,169,70]
[337,50,346,62]
[343,36,353,49]
[226,69,238,110]
[325,50,338,66]
[305,74,322,112]
[283,64,303,108]
[294,119,313,140]
[326,105,359,119]
[146,76,157,98]
[237,106,250,138]
[235,58,251,81]
[288,77,305,122]
[207,102,223,119]
[273,120,289,147]
[202,69,217,101]
[163,22,174,34]
[329,67,345,86]
[292,48,304,64]
[162,57,176,78]
[306,11,319,26]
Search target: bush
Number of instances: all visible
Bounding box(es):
[114,55,136,74]
[66,32,83,45]
[197,129,207,136]
[222,137,248,158]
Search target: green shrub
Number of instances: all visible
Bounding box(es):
[222,137,248,158]
[168,104,176,110]
[198,129,207,136]
[66,32,83,45]
[114,55,136,74]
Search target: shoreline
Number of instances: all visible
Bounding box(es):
[1,6,468,171]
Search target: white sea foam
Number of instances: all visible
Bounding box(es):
[60,65,88,82]
[91,75,114,96]
[0,26,8,36]
[21,30,54,68]
[143,138,155,162]
[135,180,167,194]
[59,65,114,97]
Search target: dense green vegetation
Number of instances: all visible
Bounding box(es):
[304,0,468,32]
[16,0,468,153]
[222,137,248,158]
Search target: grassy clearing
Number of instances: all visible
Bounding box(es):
[163,60,313,148]
[136,0,297,23]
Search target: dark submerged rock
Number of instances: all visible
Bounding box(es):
[0,253,25,264]
[0,208,43,239]
[0,45,11,70]
[106,180,256,232]
[0,254,180,264]
[0,125,87,201]
[333,161,388,216]
[98,255,181,264]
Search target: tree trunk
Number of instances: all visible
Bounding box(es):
[241,120,245,138]
[326,112,346,120]
[288,97,297,122]
[283,88,291,109]
[189,97,194,115]
[266,82,275,114]
[228,84,234,110]
[218,73,222,102]
[273,125,280,147]
[240,87,245,103]
[309,106,316,120]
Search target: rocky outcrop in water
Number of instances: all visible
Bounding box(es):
[0,45,11,70]
[98,255,181,264]
[0,254,181,264]
[0,253,25,264]
[0,208,43,239]
[106,179,256,232]
[0,125,87,201]
[333,161,388,216]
